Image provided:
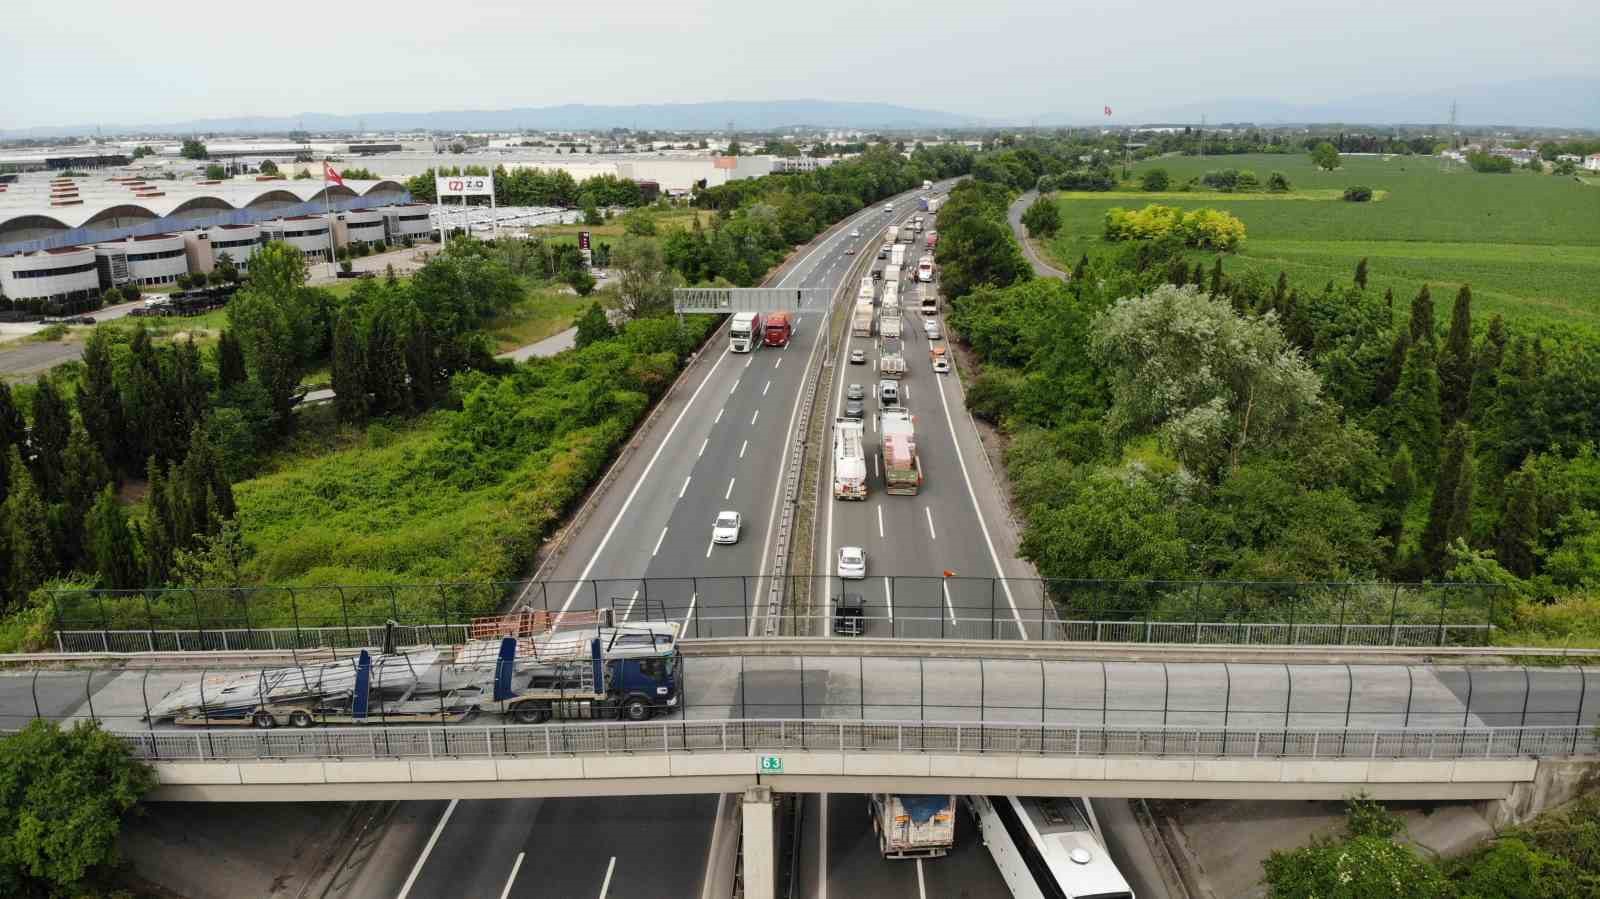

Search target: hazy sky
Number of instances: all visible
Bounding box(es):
[4,0,1595,128]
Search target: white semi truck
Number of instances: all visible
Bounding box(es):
[871,794,956,859]
[833,418,868,500]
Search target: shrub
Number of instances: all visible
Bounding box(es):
[1103,204,1245,251]
[339,260,353,273]
[1200,169,1240,191]
[1467,152,1514,173]
[1267,171,1291,192]
[1234,170,1260,191]
[1056,171,1116,191]
[1139,168,1170,191]
[1343,185,1374,202]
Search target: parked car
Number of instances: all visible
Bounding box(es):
[712,511,742,545]
[837,546,867,579]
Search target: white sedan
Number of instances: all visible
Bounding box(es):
[712,511,742,545]
[837,546,867,579]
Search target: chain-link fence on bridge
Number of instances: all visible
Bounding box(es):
[48,578,1502,653]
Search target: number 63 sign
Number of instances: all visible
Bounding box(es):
[435,175,495,198]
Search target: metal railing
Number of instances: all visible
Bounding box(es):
[48,578,1503,650]
[78,720,1600,764]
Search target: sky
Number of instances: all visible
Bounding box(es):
[3,0,1596,129]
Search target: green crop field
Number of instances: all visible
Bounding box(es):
[1042,153,1600,332]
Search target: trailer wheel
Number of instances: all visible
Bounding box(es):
[512,704,551,724]
[288,710,315,728]
[619,695,652,722]
[252,711,278,729]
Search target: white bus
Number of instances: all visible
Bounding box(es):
[968,795,1134,899]
[729,311,763,353]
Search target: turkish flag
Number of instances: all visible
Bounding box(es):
[323,162,344,186]
[1104,105,1113,117]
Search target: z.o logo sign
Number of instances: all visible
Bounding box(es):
[435,176,494,198]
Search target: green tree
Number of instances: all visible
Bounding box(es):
[77,330,125,472]
[1382,444,1417,561]
[330,309,368,423]
[1310,141,1341,171]
[1140,168,1170,191]
[1468,313,1508,424]
[1091,285,1323,479]
[1266,171,1291,192]
[1407,284,1435,345]
[582,203,603,226]
[1438,284,1474,424]
[574,302,615,349]
[85,487,140,591]
[141,457,174,586]
[1391,340,1443,476]
[59,426,111,567]
[1353,256,1369,290]
[213,252,240,284]
[564,266,597,296]
[204,163,227,181]
[0,720,154,894]
[227,284,302,431]
[1262,801,1449,899]
[612,235,682,318]
[180,138,207,159]
[28,379,72,501]
[5,448,54,598]
[1020,195,1061,238]
[1421,422,1475,574]
[0,383,22,506]
[1495,462,1540,579]
[216,328,248,390]
[258,159,279,176]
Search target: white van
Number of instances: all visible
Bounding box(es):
[878,379,900,408]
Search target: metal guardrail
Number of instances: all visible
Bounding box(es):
[84,720,1600,763]
[54,618,1495,654]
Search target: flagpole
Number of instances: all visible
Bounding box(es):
[323,163,338,278]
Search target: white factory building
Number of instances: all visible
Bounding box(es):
[93,233,189,288]
[0,246,100,304]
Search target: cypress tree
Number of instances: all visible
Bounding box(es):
[5,447,55,600]
[1421,423,1474,575]
[142,457,174,587]
[404,312,438,412]
[1392,340,1443,477]
[172,338,208,439]
[1191,261,1205,288]
[1071,254,1088,282]
[217,329,248,391]
[1375,328,1411,406]
[60,425,111,567]
[1468,314,1508,424]
[0,382,23,506]
[1209,256,1224,296]
[1408,285,1435,346]
[78,330,125,472]
[1438,284,1474,424]
[1273,271,1288,309]
[331,309,368,423]
[1381,444,1417,563]
[365,311,409,416]
[1495,462,1540,579]
[1165,255,1188,287]
[29,379,72,501]
[1383,287,1394,315]
[1354,257,1369,290]
[86,486,141,591]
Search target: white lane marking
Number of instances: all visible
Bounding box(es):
[874,452,880,479]
[883,575,894,624]
[903,383,911,401]
[915,858,927,899]
[818,794,829,899]
[598,856,617,899]
[943,579,958,625]
[730,378,740,392]
[705,539,715,559]
[774,357,783,369]
[739,440,748,459]
[682,593,697,630]
[925,506,936,540]
[396,798,458,899]
[679,476,691,498]
[698,438,708,458]
[751,409,759,426]
[745,357,752,368]
[714,407,724,424]
[763,380,771,396]
[934,364,1027,639]
[877,505,884,538]
[622,588,639,621]
[726,477,736,500]
[499,852,525,899]
[652,527,668,557]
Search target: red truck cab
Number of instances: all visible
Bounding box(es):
[764,311,794,347]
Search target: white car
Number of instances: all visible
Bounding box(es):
[884,203,894,212]
[712,511,742,545]
[837,546,867,579]
[924,321,942,340]
[850,229,861,237]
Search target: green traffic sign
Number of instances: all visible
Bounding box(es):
[760,755,783,773]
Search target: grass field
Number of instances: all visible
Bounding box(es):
[483,285,591,352]
[1043,153,1600,332]
[532,206,713,242]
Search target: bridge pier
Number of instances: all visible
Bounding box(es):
[741,785,776,899]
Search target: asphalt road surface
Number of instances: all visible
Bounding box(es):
[1007,190,1071,279]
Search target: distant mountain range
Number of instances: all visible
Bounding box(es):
[1,100,986,139]
[1128,76,1599,129]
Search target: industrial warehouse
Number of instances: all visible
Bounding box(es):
[0,172,431,307]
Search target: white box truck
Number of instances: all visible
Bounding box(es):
[833,418,868,500]
[871,794,955,859]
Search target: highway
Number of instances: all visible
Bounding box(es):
[357,183,949,899]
